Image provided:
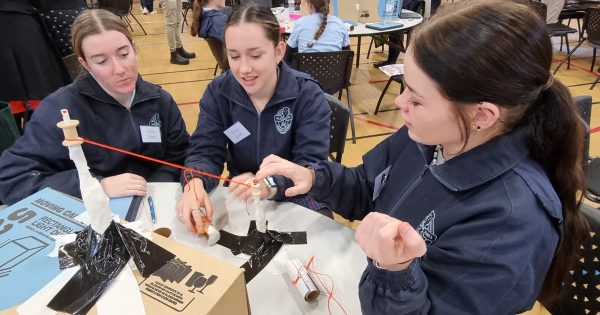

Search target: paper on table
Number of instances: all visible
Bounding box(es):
[378,63,405,77]
[97,264,145,315]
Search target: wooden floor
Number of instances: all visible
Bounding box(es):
[130,3,596,313]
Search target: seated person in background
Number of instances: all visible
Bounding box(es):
[0,9,190,205]
[373,0,439,68]
[177,4,331,233]
[256,0,588,313]
[190,0,233,42]
[542,0,566,23]
[284,0,350,63]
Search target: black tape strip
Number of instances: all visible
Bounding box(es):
[217,221,307,283]
[58,226,103,269]
[115,222,176,277]
[217,230,246,256]
[48,222,129,314]
[50,221,176,313]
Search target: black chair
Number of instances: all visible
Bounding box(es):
[62,53,85,81]
[528,1,577,68]
[291,50,356,143]
[559,10,586,41]
[573,95,600,203]
[0,101,20,154]
[325,94,349,163]
[547,203,600,315]
[181,0,193,33]
[585,159,600,202]
[99,0,147,35]
[374,72,405,115]
[205,37,229,76]
[555,8,600,87]
[553,8,600,76]
[575,95,592,166]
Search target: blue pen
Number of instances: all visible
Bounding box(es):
[148,196,156,224]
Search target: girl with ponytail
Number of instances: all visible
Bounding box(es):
[190,0,232,42]
[284,0,350,63]
[256,0,589,313]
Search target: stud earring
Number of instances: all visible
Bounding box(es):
[470,125,481,131]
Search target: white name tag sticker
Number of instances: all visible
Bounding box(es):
[224,121,251,144]
[140,125,162,143]
[373,165,392,201]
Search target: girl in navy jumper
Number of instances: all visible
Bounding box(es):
[178,4,331,233]
[190,0,232,42]
[0,9,189,205]
[256,1,588,314]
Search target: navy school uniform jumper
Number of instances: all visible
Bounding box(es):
[198,7,231,42]
[0,74,190,205]
[184,62,331,204]
[308,127,563,314]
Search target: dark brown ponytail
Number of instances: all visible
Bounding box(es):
[307,0,329,48]
[411,0,588,307]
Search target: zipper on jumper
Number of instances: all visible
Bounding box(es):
[389,164,429,217]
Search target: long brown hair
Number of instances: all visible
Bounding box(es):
[71,9,133,60]
[224,3,281,47]
[306,0,329,48]
[411,0,588,307]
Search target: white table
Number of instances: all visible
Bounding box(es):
[278,9,423,67]
[139,183,367,315]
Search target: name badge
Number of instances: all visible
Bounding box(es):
[224,121,251,144]
[372,165,392,201]
[140,125,162,143]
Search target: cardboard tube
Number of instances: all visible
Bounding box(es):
[287,258,319,301]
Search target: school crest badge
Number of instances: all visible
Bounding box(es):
[149,113,161,127]
[274,107,293,134]
[417,210,437,244]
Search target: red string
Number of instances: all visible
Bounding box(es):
[305,256,348,315]
[66,137,250,187]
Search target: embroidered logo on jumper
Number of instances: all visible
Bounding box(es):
[274,107,293,134]
[417,210,437,244]
[149,113,161,127]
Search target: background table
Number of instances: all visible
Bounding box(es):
[139,183,367,315]
[278,10,423,67]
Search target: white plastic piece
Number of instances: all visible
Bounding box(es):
[206,225,221,246]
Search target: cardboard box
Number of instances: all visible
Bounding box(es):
[136,234,249,315]
[335,0,380,22]
[2,232,249,315]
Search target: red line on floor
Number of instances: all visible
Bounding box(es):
[552,57,600,75]
[368,79,391,84]
[591,125,600,134]
[353,115,400,131]
[177,101,198,106]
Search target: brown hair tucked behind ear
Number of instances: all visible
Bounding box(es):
[71,9,133,60]
[411,0,588,307]
[306,0,329,48]
[225,3,281,47]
